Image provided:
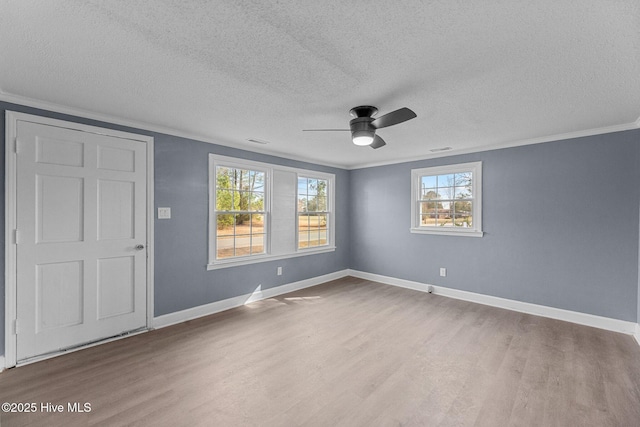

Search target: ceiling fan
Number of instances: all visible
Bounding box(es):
[303,105,417,149]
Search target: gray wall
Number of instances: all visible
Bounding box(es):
[350,130,640,322]
[0,101,350,357]
[153,134,351,316]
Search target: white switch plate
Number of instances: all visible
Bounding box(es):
[277,267,283,276]
[158,207,171,219]
[439,268,447,277]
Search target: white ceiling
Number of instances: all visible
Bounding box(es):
[1,1,639,169]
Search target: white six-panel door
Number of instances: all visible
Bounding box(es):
[13,119,149,362]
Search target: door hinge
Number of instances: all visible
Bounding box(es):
[13,319,19,335]
[14,229,19,244]
[14,137,19,154]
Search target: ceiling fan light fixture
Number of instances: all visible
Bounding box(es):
[305,105,416,150]
[352,131,375,146]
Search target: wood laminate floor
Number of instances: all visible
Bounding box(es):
[1,277,639,426]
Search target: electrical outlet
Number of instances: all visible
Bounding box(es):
[277,266,282,276]
[439,268,447,277]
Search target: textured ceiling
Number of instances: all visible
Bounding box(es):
[1,1,639,168]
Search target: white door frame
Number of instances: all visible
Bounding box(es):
[4,111,155,368]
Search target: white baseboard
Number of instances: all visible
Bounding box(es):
[0,355,5,372]
[348,270,638,336]
[153,269,349,329]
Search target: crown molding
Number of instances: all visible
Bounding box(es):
[0,91,345,170]
[347,120,640,170]
[2,90,638,172]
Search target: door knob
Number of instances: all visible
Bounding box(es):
[135,244,145,250]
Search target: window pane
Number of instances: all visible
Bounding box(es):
[422,189,439,200]
[421,175,437,190]
[217,214,235,235]
[318,228,328,246]
[452,213,473,227]
[420,201,438,214]
[250,237,265,255]
[307,195,323,212]
[452,217,472,228]
[242,190,256,211]
[216,235,235,259]
[298,212,309,248]
[252,171,265,192]
[228,168,240,188]
[437,174,455,187]
[216,188,233,210]
[307,179,318,196]
[233,191,249,211]
[298,213,310,228]
[316,179,327,197]
[437,187,454,200]
[454,172,472,186]
[229,190,239,210]
[316,214,327,230]
[308,229,320,247]
[315,196,327,211]
[233,213,249,227]
[250,213,264,233]
[234,233,252,257]
[250,191,264,211]
[216,167,232,188]
[298,195,308,212]
[308,214,320,229]
[239,169,252,189]
[298,178,308,196]
[246,170,262,191]
[454,201,472,216]
[455,186,471,199]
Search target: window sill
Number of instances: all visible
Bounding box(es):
[410,227,484,237]
[207,246,337,270]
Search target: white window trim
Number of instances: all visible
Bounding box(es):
[410,161,483,237]
[210,158,271,264]
[208,154,336,270]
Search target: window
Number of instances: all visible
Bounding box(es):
[214,166,266,259]
[411,161,483,237]
[209,155,335,269]
[298,177,329,249]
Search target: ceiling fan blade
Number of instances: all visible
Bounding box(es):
[371,107,416,129]
[370,135,386,149]
[302,129,350,132]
